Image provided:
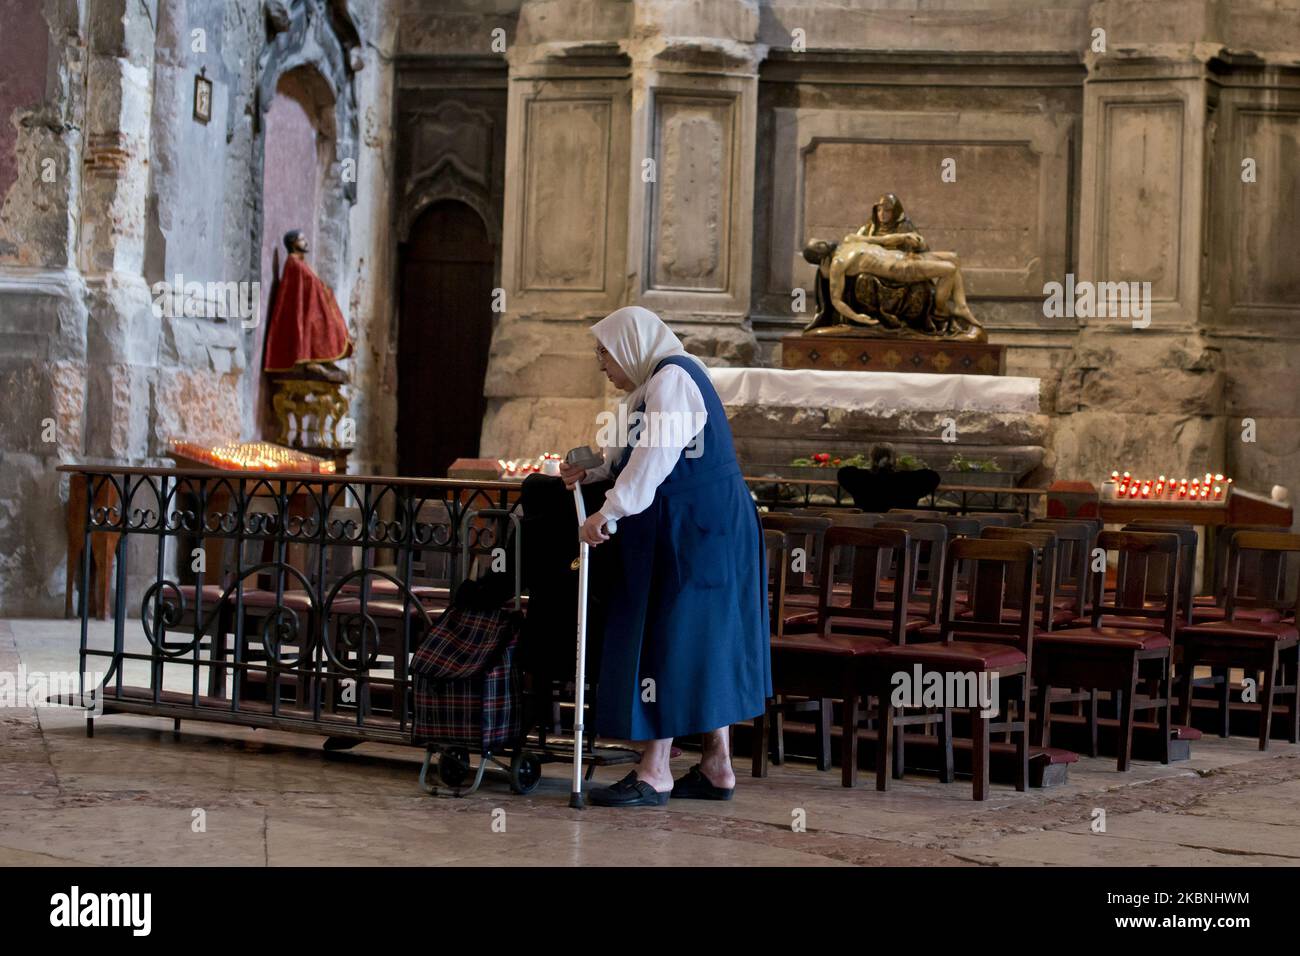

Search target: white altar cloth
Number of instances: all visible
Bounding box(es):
[709,367,1040,414]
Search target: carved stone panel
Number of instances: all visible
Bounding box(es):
[1232,109,1300,312]
[648,94,735,292]
[769,107,1073,305]
[802,140,1041,291]
[519,97,612,291]
[1096,100,1183,302]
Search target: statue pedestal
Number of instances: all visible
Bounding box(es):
[781,334,1006,376]
[269,378,350,449]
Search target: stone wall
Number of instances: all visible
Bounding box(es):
[0,0,397,615]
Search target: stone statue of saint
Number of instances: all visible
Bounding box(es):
[801,194,985,342]
[263,230,353,383]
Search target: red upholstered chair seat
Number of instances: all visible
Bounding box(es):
[874,641,1026,671]
[770,632,893,657]
[1178,620,1299,643]
[784,604,932,633]
[240,589,315,611]
[1036,627,1171,651]
[956,604,1079,629]
[177,583,227,604]
[823,615,932,635]
[329,596,439,618]
[1188,605,1282,625]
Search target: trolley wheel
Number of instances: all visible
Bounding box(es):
[438,747,471,788]
[509,750,543,795]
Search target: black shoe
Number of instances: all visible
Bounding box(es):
[671,764,735,801]
[322,736,360,752]
[587,771,672,807]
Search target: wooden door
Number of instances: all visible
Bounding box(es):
[397,201,495,477]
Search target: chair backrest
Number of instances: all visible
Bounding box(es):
[763,529,789,638]
[1123,521,1197,623]
[1091,530,1181,639]
[1224,531,1300,620]
[938,537,1036,657]
[1214,524,1283,604]
[887,508,942,517]
[968,511,1024,528]
[981,526,1060,631]
[760,513,832,602]
[919,515,981,538]
[817,526,914,642]
[236,497,287,592]
[412,499,455,587]
[823,512,881,528]
[877,519,948,622]
[1028,518,1094,618]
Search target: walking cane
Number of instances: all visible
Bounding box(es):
[565,447,615,809]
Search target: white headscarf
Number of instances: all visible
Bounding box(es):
[590,306,707,410]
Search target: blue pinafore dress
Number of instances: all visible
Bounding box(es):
[595,355,772,741]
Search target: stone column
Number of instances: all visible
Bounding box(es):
[1053,0,1225,481]
[79,0,159,464]
[480,0,765,460]
[623,0,763,359]
[480,0,634,458]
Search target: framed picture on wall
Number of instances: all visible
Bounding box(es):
[193,73,212,124]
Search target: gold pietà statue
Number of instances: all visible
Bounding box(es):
[802,194,985,342]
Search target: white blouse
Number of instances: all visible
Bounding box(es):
[583,363,709,522]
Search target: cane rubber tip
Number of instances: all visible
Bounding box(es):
[569,792,585,810]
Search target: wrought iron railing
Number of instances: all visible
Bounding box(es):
[60,465,522,742]
[59,464,1044,745]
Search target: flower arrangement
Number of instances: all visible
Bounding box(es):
[945,453,1000,473]
[790,452,930,470]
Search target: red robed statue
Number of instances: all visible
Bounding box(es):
[263,230,353,381]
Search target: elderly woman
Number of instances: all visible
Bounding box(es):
[560,306,771,807]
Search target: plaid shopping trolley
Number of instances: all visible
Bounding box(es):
[412,602,537,795]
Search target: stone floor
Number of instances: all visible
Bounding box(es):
[3,617,1299,866]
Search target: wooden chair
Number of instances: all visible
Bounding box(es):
[966,511,1024,528]
[875,519,948,626]
[760,514,832,629]
[919,515,982,538]
[1191,524,1285,624]
[756,514,835,768]
[1033,531,1180,771]
[872,537,1037,799]
[757,527,917,785]
[1177,531,1300,749]
[822,512,883,528]
[1028,518,1095,620]
[1122,522,1198,626]
[978,526,1072,631]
